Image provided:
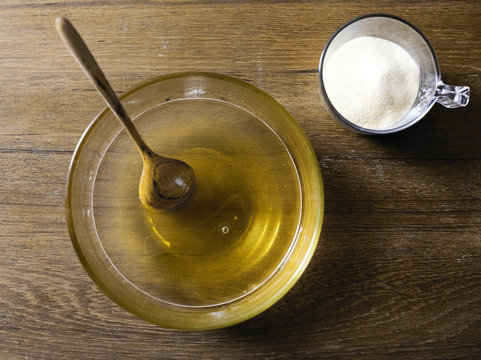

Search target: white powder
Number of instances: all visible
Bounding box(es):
[323,36,420,130]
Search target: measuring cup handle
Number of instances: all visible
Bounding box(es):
[435,81,470,108]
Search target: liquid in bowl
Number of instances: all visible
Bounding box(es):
[93,98,302,307]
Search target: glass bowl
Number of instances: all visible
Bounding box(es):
[66,72,324,330]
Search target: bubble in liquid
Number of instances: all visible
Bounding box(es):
[221,226,230,234]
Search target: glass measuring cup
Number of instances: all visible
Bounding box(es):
[319,14,470,135]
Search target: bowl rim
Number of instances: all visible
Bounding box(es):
[65,71,324,330]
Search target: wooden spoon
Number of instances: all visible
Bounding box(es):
[56,17,195,211]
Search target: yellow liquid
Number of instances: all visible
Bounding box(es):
[93,99,302,307]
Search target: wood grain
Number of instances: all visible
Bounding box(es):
[1,0,480,359]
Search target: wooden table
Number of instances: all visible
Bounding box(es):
[2,1,480,358]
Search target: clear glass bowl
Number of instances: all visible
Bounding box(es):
[66,72,324,330]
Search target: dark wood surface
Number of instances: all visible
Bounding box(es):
[1,1,480,358]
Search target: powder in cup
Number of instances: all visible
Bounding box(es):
[323,36,420,130]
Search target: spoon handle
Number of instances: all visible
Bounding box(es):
[55,17,151,155]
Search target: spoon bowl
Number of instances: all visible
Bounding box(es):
[139,152,195,211]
